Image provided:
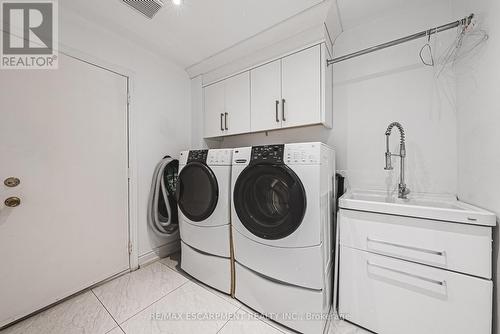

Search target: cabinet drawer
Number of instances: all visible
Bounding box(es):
[339,209,492,278]
[235,263,330,334]
[181,242,231,294]
[339,247,492,334]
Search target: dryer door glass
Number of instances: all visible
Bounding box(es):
[233,164,306,240]
[176,162,219,222]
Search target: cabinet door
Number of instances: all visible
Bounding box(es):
[281,45,321,128]
[250,60,282,132]
[204,81,225,138]
[225,72,250,135]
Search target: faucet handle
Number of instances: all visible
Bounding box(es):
[384,152,393,170]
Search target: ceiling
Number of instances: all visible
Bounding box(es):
[61,0,326,69]
[61,0,449,73]
[336,0,449,30]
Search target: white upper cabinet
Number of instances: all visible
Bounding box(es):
[204,72,250,137]
[225,72,251,135]
[250,59,282,132]
[204,80,225,138]
[203,43,332,138]
[281,45,321,128]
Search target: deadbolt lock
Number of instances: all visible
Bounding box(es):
[4,197,21,207]
[4,177,20,187]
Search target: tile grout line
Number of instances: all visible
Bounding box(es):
[115,280,190,326]
[91,289,123,333]
[160,257,290,333]
[91,263,190,330]
[159,257,290,333]
[239,305,297,334]
[157,259,181,273]
[158,259,287,334]
[158,259,240,308]
[215,306,243,333]
[159,258,245,333]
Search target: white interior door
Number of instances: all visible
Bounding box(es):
[250,60,282,132]
[0,53,130,327]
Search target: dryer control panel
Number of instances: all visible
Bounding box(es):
[250,145,284,164]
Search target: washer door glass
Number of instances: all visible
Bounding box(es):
[176,162,219,222]
[233,164,306,240]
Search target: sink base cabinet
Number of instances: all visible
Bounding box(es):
[338,209,493,334]
[339,209,492,279]
[339,246,492,334]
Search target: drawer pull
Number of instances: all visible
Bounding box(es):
[367,261,446,286]
[367,237,445,256]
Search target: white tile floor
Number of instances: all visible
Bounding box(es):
[0,253,369,334]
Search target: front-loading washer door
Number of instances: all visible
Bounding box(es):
[176,162,219,222]
[233,163,306,240]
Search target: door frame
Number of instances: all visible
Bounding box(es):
[56,44,140,271]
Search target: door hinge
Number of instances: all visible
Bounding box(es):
[127,94,131,106]
[128,241,133,254]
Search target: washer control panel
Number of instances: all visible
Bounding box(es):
[250,145,284,164]
[284,143,321,164]
[188,150,208,163]
[207,149,232,165]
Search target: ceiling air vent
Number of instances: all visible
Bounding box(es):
[122,0,164,19]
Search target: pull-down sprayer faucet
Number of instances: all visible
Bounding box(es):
[384,122,410,199]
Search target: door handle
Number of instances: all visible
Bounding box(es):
[220,113,224,131]
[224,112,228,130]
[275,100,280,122]
[281,99,286,121]
[4,197,21,207]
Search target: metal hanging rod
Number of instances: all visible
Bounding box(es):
[327,14,474,66]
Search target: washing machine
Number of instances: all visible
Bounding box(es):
[231,142,335,334]
[176,149,232,294]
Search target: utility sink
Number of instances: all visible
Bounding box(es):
[339,190,496,226]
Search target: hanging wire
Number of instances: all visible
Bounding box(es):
[435,16,489,77]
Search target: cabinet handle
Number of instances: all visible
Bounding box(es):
[281,99,286,121]
[367,261,446,286]
[367,237,445,256]
[224,112,228,130]
[275,100,280,122]
[220,113,224,131]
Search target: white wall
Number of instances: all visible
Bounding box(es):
[452,0,500,330]
[205,0,458,196]
[190,76,207,149]
[59,8,192,260]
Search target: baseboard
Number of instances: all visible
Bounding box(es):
[138,240,181,267]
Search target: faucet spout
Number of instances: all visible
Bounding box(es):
[384,122,410,199]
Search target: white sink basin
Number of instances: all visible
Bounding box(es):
[339,190,496,226]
